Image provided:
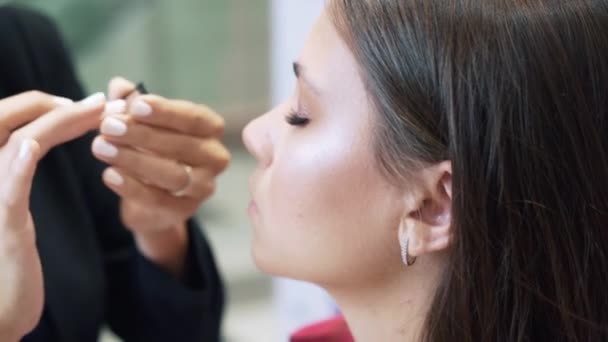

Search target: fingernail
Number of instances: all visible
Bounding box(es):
[105,168,124,186]
[92,138,118,158]
[18,139,34,161]
[131,99,152,117]
[14,139,38,172]
[105,99,126,115]
[101,117,127,136]
[53,96,74,107]
[108,76,131,100]
[81,92,106,107]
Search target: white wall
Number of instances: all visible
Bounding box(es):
[271,0,325,105]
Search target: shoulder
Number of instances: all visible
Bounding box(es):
[0,5,67,57]
[0,5,58,40]
[0,5,55,28]
[0,4,66,57]
[0,5,80,97]
[0,5,63,64]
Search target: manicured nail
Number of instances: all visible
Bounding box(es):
[14,139,38,172]
[101,117,127,136]
[18,139,34,161]
[105,100,126,115]
[108,76,131,100]
[104,168,124,186]
[53,96,74,107]
[92,138,118,158]
[81,92,106,107]
[130,99,152,117]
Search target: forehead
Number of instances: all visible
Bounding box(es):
[298,11,366,103]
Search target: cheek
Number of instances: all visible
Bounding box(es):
[271,135,355,231]
[252,124,402,284]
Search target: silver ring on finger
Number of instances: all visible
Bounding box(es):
[171,164,193,198]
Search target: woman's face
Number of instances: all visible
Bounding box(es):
[243,11,405,287]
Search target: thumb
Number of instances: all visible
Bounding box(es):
[1,139,41,228]
[108,76,136,100]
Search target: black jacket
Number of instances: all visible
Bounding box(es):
[0,6,224,342]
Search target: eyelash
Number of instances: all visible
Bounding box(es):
[286,110,310,126]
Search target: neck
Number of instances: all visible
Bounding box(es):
[326,258,444,342]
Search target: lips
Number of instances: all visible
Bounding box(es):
[248,174,260,216]
[248,200,259,216]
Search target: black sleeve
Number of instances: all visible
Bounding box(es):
[6,6,225,341]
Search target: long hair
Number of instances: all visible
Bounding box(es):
[329,1,608,341]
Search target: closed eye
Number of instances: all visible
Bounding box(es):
[286,111,310,126]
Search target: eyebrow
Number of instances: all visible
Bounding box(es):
[293,62,322,96]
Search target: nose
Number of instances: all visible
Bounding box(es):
[242,108,276,168]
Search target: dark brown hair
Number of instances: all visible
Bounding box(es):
[330,1,608,341]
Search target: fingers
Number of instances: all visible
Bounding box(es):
[108,77,136,100]
[0,139,41,230]
[101,167,200,217]
[94,136,188,191]
[119,200,177,233]
[12,93,106,155]
[0,91,74,145]
[92,137,217,199]
[100,115,230,171]
[127,95,225,138]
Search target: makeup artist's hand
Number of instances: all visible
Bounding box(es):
[0,91,105,341]
[92,77,230,278]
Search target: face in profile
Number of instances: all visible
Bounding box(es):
[249,1,608,340]
[242,11,408,287]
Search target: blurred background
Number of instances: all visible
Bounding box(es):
[7,0,333,341]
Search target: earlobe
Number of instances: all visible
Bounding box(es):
[397,162,453,265]
[398,214,452,263]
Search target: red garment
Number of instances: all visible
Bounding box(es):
[290,316,355,342]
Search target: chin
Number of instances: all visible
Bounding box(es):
[250,235,278,275]
[253,243,333,288]
[250,237,303,279]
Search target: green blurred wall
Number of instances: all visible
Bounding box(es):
[16,0,270,137]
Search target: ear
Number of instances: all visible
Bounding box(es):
[399,161,453,260]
